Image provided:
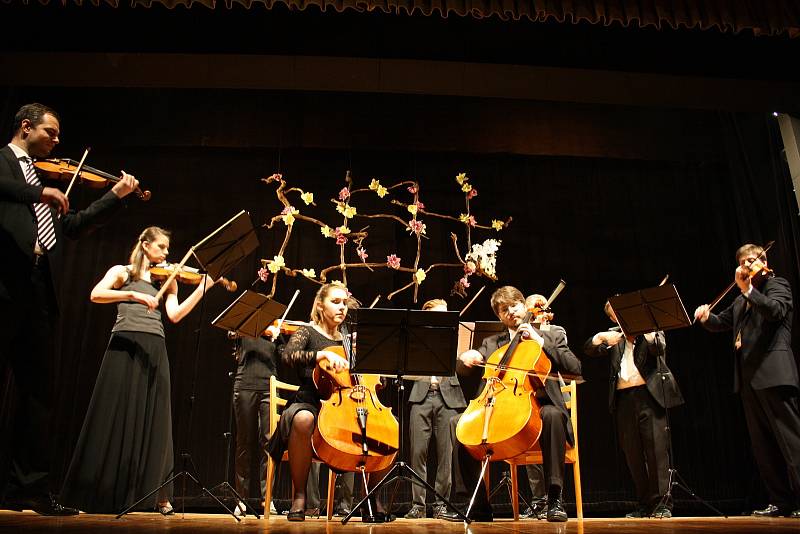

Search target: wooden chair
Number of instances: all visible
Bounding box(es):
[495,380,583,520]
[264,376,336,519]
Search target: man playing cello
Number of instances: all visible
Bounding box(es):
[443,286,581,522]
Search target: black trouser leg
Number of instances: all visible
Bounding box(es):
[2,266,55,501]
[539,404,567,492]
[741,383,800,510]
[409,396,433,507]
[448,413,490,511]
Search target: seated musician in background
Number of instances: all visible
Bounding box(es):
[695,244,800,519]
[230,326,283,517]
[518,293,567,520]
[266,282,394,522]
[442,286,581,522]
[404,299,466,519]
[583,300,683,519]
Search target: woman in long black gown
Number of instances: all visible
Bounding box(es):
[60,226,221,514]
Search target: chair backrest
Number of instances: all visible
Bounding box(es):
[269,375,300,436]
[561,380,578,455]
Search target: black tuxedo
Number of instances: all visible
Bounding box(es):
[583,330,684,414]
[407,375,466,508]
[583,330,683,512]
[450,326,581,512]
[0,144,123,502]
[702,276,800,511]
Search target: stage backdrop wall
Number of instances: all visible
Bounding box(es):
[1,87,798,514]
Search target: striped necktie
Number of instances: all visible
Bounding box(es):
[22,157,57,251]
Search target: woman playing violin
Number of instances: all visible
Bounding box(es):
[60,226,224,514]
[267,282,395,522]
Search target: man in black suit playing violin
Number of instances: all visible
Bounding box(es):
[442,286,582,522]
[583,300,683,519]
[0,103,138,515]
[695,244,800,519]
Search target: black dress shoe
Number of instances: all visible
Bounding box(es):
[545,485,568,523]
[752,504,781,517]
[333,507,351,517]
[625,508,648,518]
[287,509,305,521]
[31,495,79,516]
[790,509,800,518]
[521,501,547,520]
[651,505,672,519]
[441,509,492,522]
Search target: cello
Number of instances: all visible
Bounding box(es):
[456,281,566,462]
[311,323,399,473]
[456,308,551,461]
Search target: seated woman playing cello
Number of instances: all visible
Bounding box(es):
[267,282,396,522]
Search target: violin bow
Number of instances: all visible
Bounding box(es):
[475,361,583,384]
[60,147,90,213]
[543,279,566,309]
[153,249,195,301]
[369,294,381,309]
[274,289,300,332]
[459,286,485,317]
[704,240,775,317]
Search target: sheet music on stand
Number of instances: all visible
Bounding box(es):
[350,308,459,379]
[211,290,286,338]
[608,284,691,337]
[192,210,259,280]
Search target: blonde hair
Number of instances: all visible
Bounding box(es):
[490,286,524,317]
[736,243,765,264]
[129,226,170,280]
[422,298,447,311]
[310,281,349,325]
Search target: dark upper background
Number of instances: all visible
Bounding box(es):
[2,0,800,514]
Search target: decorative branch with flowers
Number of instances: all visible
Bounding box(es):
[258,170,511,302]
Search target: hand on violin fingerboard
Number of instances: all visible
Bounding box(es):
[735,265,753,294]
[110,172,139,199]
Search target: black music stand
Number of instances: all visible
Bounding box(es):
[340,308,470,524]
[203,292,288,518]
[211,290,286,339]
[117,212,258,520]
[608,284,725,517]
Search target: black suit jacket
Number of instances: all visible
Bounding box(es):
[459,327,582,446]
[0,145,123,310]
[702,276,798,393]
[582,330,684,413]
[408,375,467,410]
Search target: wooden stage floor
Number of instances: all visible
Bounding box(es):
[1,512,799,533]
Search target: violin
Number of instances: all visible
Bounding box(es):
[149,264,237,292]
[34,158,151,201]
[530,305,554,325]
[704,241,775,315]
[269,319,308,336]
[311,325,399,473]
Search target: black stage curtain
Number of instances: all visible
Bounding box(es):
[3,0,798,38]
[1,87,798,514]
